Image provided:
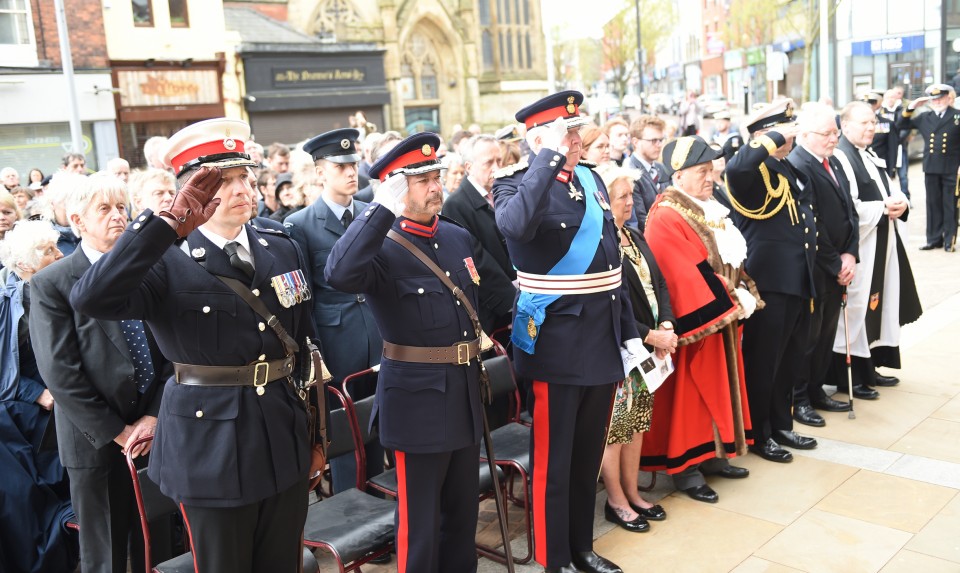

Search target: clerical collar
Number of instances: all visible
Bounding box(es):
[556,169,572,183]
[399,216,439,238]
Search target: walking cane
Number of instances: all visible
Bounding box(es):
[841,287,856,420]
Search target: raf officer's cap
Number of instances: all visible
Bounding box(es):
[661,135,722,177]
[744,98,796,134]
[925,83,955,99]
[859,88,884,103]
[515,90,589,131]
[163,118,258,177]
[303,128,362,164]
[369,132,444,182]
[495,123,522,142]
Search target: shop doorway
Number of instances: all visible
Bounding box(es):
[890,62,925,100]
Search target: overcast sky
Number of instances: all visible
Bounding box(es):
[540,0,625,40]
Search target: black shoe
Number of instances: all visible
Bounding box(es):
[628,502,667,520]
[571,551,623,573]
[705,464,750,479]
[544,567,578,573]
[749,438,794,463]
[604,502,650,532]
[874,373,900,387]
[368,552,391,564]
[812,396,851,412]
[793,403,826,427]
[946,245,956,253]
[683,484,719,503]
[920,241,943,250]
[773,430,818,450]
[835,384,880,400]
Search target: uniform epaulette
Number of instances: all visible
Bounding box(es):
[250,224,285,235]
[493,156,529,179]
[577,159,598,169]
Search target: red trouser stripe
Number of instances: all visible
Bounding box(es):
[178,503,200,573]
[395,451,409,573]
[532,380,550,566]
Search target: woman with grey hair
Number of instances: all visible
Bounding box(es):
[0,219,75,573]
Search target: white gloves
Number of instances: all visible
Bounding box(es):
[735,287,757,320]
[624,337,646,357]
[539,117,569,153]
[374,173,408,217]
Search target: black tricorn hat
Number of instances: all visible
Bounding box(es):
[662,135,722,177]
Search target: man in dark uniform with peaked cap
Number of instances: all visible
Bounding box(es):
[284,128,385,494]
[494,90,640,573]
[898,83,960,251]
[725,99,819,464]
[325,132,485,573]
[70,118,321,572]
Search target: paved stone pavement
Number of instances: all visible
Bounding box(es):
[312,160,960,572]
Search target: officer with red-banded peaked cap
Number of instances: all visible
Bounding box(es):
[71,116,321,571]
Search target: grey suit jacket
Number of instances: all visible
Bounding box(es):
[29,249,164,468]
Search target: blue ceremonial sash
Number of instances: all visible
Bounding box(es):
[512,165,604,354]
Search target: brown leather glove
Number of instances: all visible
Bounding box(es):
[158,166,223,238]
[308,444,327,490]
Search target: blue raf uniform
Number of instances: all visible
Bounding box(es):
[897,83,960,250]
[70,118,317,573]
[494,90,638,573]
[285,128,384,494]
[325,132,483,573]
[725,99,819,462]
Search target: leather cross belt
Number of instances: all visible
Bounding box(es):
[174,357,294,387]
[383,338,481,365]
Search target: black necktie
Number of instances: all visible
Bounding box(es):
[341,208,353,228]
[120,320,155,393]
[223,241,254,279]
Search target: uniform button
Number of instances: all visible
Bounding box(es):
[138,215,146,222]
[804,242,809,248]
[609,264,613,270]
[463,330,469,336]
[611,294,616,300]
[366,210,373,216]
[434,243,439,249]
[195,410,203,418]
[560,222,567,228]
[202,306,211,313]
[456,300,461,305]
[553,155,561,160]
[258,354,266,361]
[417,288,425,294]
[802,213,806,219]
[133,223,141,230]
[258,322,266,331]
[252,289,260,296]
[805,228,809,233]
[549,161,557,167]
[445,271,450,276]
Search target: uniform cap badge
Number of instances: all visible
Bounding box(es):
[223,138,237,151]
[341,139,351,149]
[421,144,432,156]
[566,95,577,115]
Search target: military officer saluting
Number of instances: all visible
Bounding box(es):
[494,91,640,573]
[325,132,485,573]
[70,118,321,572]
[284,128,385,494]
[725,99,819,463]
[898,83,960,251]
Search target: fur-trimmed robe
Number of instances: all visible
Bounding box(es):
[640,188,762,474]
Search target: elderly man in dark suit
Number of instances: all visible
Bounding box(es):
[284,128,384,495]
[787,103,860,426]
[31,174,167,573]
[441,133,517,333]
[625,115,670,231]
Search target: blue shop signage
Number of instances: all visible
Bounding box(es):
[852,35,925,56]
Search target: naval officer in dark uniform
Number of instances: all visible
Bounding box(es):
[725,99,819,463]
[70,118,321,573]
[862,89,901,181]
[494,91,640,573]
[284,128,384,494]
[897,83,960,251]
[325,132,485,573]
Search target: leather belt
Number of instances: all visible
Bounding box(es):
[383,338,482,365]
[174,357,294,387]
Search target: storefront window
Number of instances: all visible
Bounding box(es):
[0,123,100,177]
[0,0,30,45]
[168,0,188,27]
[132,0,153,26]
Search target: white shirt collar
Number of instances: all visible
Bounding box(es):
[467,175,490,197]
[321,195,353,221]
[199,224,254,264]
[80,241,106,265]
[799,143,825,163]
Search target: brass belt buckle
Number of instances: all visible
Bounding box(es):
[456,342,470,365]
[254,361,270,396]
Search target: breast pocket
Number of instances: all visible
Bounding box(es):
[176,292,237,356]
[394,276,449,329]
[160,386,241,499]
[541,214,581,236]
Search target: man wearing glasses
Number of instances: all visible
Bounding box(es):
[625,115,670,230]
[786,103,861,425]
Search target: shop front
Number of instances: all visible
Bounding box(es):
[848,34,931,100]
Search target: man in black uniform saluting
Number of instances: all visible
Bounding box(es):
[70,118,321,572]
[325,132,485,573]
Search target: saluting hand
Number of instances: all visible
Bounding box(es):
[374,173,409,217]
[159,166,223,238]
[539,117,569,153]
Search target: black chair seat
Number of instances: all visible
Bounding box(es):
[303,488,395,564]
[154,551,195,573]
[368,462,504,495]
[481,423,531,468]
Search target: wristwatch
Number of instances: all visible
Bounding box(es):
[659,321,674,330]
